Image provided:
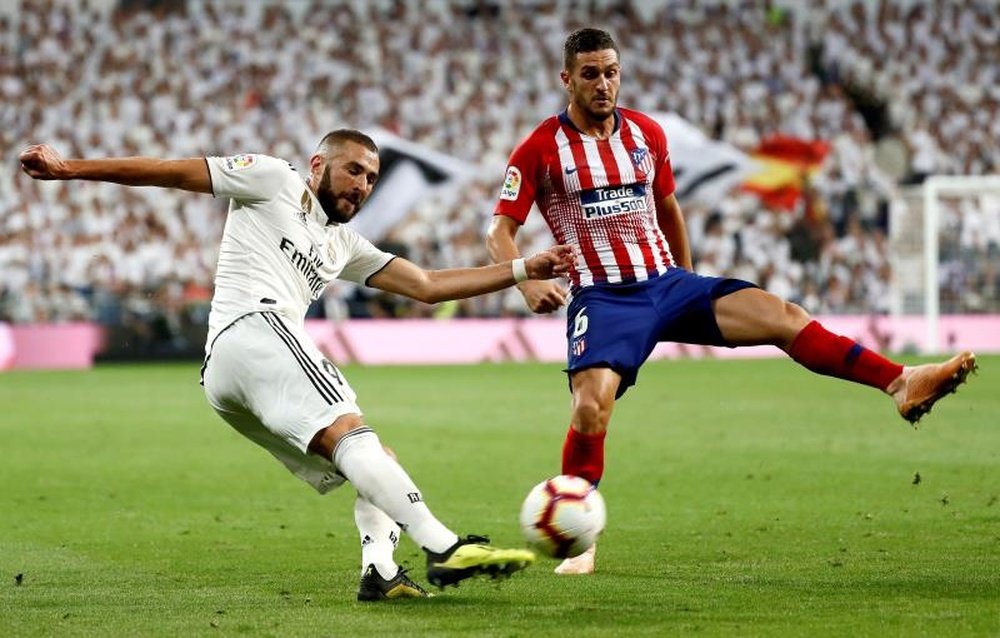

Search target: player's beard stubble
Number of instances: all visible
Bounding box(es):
[316,165,362,225]
[573,83,616,123]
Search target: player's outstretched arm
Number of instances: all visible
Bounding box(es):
[19,144,212,194]
[367,245,575,305]
[486,215,569,314]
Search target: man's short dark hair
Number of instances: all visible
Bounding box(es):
[317,129,378,156]
[563,28,619,71]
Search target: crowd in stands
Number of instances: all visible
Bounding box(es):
[2,0,997,342]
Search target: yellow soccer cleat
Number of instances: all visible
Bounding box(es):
[425,535,535,588]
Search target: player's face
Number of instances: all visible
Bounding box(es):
[314,142,380,224]
[563,49,620,122]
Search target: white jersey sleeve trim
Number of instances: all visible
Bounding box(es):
[337,226,396,284]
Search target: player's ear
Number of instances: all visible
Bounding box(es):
[560,69,571,90]
[308,154,324,179]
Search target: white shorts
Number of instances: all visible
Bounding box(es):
[202,312,360,494]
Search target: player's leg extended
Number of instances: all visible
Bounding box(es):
[557,286,661,575]
[354,495,432,601]
[553,368,619,576]
[563,367,620,485]
[712,288,976,423]
[310,417,534,588]
[354,494,400,577]
[561,286,656,485]
[204,314,530,591]
[310,415,460,554]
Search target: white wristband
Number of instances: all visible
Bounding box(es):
[511,258,528,283]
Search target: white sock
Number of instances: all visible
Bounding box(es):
[354,495,400,580]
[334,428,458,553]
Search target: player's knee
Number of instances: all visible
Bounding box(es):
[776,301,811,348]
[572,396,611,434]
[308,413,366,459]
[783,301,811,330]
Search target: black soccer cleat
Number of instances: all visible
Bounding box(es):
[357,564,431,602]
[424,535,535,589]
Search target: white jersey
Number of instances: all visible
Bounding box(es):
[204,153,394,354]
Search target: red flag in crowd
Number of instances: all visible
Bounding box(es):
[741,136,830,210]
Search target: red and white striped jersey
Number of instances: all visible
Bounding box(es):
[495,107,677,288]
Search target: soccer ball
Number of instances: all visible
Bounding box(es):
[519,475,606,559]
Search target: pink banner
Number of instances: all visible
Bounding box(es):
[5,323,105,370]
[309,319,523,365]
[305,314,1000,365]
[4,315,998,370]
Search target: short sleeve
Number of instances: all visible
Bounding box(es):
[647,123,677,201]
[338,228,396,285]
[493,134,542,224]
[205,154,293,202]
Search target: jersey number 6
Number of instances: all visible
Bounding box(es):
[572,307,589,338]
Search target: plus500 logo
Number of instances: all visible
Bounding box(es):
[580,183,648,219]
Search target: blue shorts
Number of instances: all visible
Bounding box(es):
[565,267,756,398]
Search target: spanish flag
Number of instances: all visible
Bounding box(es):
[741,136,829,210]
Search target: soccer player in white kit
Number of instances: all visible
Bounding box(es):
[20,130,575,601]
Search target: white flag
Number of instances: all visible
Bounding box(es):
[349,128,472,243]
[651,112,754,208]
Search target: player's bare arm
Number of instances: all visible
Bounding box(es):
[486,216,569,314]
[19,144,212,194]
[367,244,574,305]
[657,194,693,270]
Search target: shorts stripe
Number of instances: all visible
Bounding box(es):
[261,312,344,404]
[200,311,258,385]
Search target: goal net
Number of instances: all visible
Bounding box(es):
[890,176,1000,353]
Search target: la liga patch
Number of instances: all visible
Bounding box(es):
[223,154,256,172]
[499,166,522,201]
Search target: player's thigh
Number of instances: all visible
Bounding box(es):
[204,312,362,454]
[651,269,754,346]
[712,288,810,348]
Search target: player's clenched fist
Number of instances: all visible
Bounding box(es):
[19,144,68,180]
[517,280,568,313]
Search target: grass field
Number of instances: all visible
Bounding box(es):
[1,356,998,637]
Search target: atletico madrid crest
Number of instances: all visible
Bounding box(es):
[572,338,586,356]
[630,147,647,166]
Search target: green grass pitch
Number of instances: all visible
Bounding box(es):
[1,356,998,636]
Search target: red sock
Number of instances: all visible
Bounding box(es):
[788,320,903,391]
[561,426,606,486]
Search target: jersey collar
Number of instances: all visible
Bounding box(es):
[302,184,333,226]
[558,108,620,138]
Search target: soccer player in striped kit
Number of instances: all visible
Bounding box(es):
[20,131,575,600]
[487,28,977,575]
